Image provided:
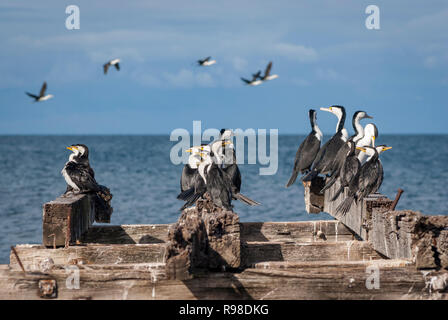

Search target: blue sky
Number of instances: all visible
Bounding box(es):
[0,0,447,134]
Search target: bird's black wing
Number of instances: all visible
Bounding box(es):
[372,159,384,194]
[286,133,318,187]
[39,82,47,97]
[357,160,381,200]
[207,166,233,210]
[223,164,242,194]
[241,77,251,84]
[180,164,197,192]
[204,56,211,62]
[264,61,272,77]
[64,162,100,192]
[25,92,38,99]
[115,63,120,71]
[343,156,361,186]
[103,63,109,74]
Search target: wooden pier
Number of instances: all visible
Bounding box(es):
[1,179,447,300]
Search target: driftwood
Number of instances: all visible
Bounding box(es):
[165,196,241,280]
[304,177,448,270]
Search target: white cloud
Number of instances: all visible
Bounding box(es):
[272,43,318,62]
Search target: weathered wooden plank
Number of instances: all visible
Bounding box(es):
[1,263,447,300]
[42,194,95,248]
[79,221,355,245]
[81,224,170,244]
[242,240,383,266]
[252,259,413,270]
[9,244,167,270]
[240,220,355,242]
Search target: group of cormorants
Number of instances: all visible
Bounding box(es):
[177,129,260,211]
[286,105,392,215]
[60,105,391,216]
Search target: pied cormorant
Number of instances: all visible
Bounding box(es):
[103,59,120,74]
[258,61,278,81]
[62,144,113,212]
[198,56,216,66]
[320,110,373,192]
[286,109,322,187]
[26,82,53,102]
[336,145,392,215]
[302,105,348,181]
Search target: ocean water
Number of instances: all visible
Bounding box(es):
[0,135,447,264]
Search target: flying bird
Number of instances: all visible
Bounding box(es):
[103,59,120,74]
[258,61,278,81]
[197,56,216,66]
[241,72,263,86]
[25,82,53,102]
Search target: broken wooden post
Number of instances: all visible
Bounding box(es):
[165,195,241,280]
[42,193,112,248]
[304,178,448,269]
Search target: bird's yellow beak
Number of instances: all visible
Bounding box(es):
[66,146,76,151]
[186,148,192,153]
[383,146,392,151]
[223,141,231,145]
[356,147,366,152]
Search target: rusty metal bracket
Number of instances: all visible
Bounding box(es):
[38,279,58,299]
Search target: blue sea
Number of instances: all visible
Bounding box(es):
[0,135,447,264]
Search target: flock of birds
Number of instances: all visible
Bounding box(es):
[285,105,392,215]
[25,56,277,102]
[38,56,388,216]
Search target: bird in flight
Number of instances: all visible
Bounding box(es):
[103,58,120,75]
[197,56,216,66]
[25,82,54,102]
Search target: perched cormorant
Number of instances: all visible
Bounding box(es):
[302,106,348,181]
[103,59,120,74]
[62,144,113,212]
[26,82,53,102]
[355,123,378,164]
[198,56,216,66]
[180,146,205,192]
[177,151,233,211]
[329,140,361,201]
[336,145,392,215]
[286,109,322,187]
[320,111,373,192]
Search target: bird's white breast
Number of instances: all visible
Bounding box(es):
[61,165,80,191]
[202,60,216,66]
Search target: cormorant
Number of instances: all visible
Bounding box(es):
[286,109,322,187]
[103,59,120,74]
[258,61,278,81]
[62,144,113,212]
[320,110,373,192]
[26,82,53,102]
[302,105,348,181]
[329,140,361,201]
[336,145,392,215]
[180,146,206,192]
[198,56,216,66]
